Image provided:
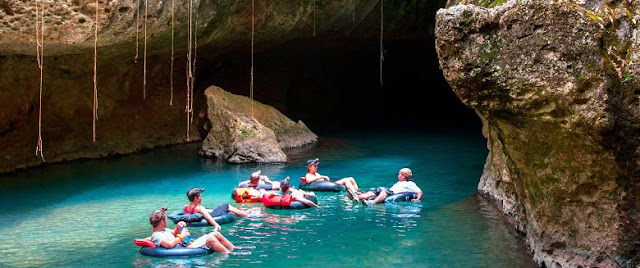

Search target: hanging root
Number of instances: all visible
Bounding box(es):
[185,0,194,141]
[34,0,45,162]
[352,0,355,24]
[135,0,140,63]
[251,0,255,117]
[170,0,174,106]
[143,0,148,99]
[93,0,99,142]
[379,0,384,86]
[192,3,198,125]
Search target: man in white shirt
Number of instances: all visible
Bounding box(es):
[358,168,423,206]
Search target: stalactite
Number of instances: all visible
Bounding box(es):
[313,0,316,37]
[143,0,148,99]
[170,0,174,106]
[34,0,45,162]
[135,0,139,63]
[93,0,99,142]
[251,0,255,117]
[379,0,384,86]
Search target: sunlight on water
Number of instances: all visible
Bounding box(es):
[0,130,535,267]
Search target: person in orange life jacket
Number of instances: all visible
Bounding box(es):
[183,188,248,231]
[148,207,236,254]
[304,158,364,202]
[358,168,423,206]
[238,170,282,190]
[281,177,319,208]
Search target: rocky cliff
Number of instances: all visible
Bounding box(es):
[436,0,639,267]
[0,0,438,173]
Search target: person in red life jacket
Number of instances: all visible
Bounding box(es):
[304,158,364,202]
[281,177,319,208]
[148,207,237,254]
[238,170,282,190]
[357,168,423,206]
[184,188,248,231]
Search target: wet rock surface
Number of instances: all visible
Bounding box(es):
[200,86,316,163]
[436,1,639,267]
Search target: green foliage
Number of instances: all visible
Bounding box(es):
[622,73,632,84]
[461,10,474,27]
[239,126,256,139]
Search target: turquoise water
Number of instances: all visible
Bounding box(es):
[0,129,535,267]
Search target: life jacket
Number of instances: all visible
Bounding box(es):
[233,188,262,203]
[262,193,295,207]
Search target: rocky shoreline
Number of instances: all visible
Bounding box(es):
[436,1,639,267]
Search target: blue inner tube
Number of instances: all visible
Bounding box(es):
[139,245,211,257]
[238,182,274,190]
[266,195,318,210]
[383,192,419,203]
[298,181,345,192]
[168,210,237,227]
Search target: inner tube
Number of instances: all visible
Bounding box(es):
[384,192,419,203]
[298,181,345,192]
[263,194,318,209]
[139,245,212,257]
[238,181,273,190]
[168,210,237,227]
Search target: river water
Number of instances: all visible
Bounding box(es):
[0,128,536,267]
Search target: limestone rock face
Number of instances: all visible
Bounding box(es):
[436,1,639,267]
[200,86,316,163]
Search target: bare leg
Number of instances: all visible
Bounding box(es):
[205,234,230,253]
[335,178,357,192]
[370,190,388,205]
[213,232,235,250]
[228,204,248,217]
[357,191,376,200]
[345,177,360,191]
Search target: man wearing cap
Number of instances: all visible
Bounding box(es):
[238,170,281,190]
[304,158,364,202]
[148,207,237,253]
[183,188,248,230]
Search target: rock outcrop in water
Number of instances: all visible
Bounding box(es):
[200,86,316,163]
[436,0,640,267]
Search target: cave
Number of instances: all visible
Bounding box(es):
[1,0,638,267]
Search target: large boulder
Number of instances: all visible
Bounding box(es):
[436,1,639,267]
[200,86,317,163]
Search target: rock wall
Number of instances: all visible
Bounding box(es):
[436,1,639,267]
[200,86,317,163]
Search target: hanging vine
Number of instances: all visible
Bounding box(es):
[34,0,45,162]
[143,0,148,99]
[135,0,140,63]
[170,0,175,106]
[93,0,99,142]
[379,0,384,86]
[250,0,255,117]
[352,0,355,24]
[185,0,195,140]
[192,2,198,124]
